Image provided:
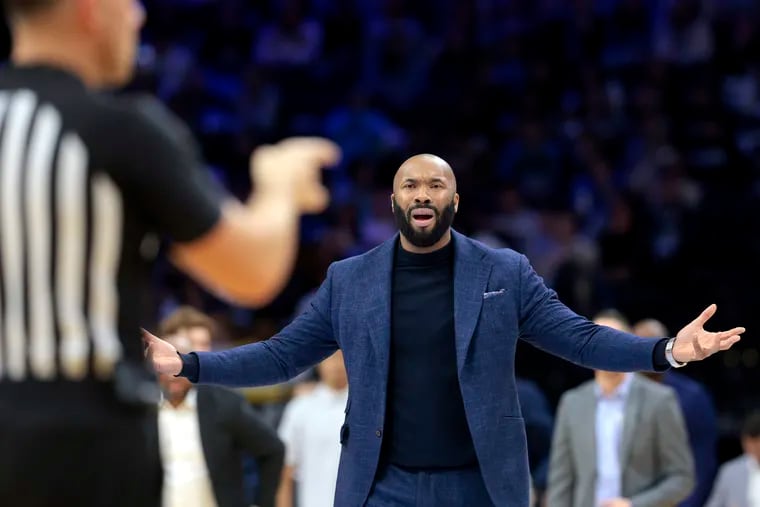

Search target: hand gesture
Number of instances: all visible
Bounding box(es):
[142,329,182,376]
[672,304,745,364]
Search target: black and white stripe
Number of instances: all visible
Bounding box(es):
[0,89,123,381]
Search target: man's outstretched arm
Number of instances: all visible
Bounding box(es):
[516,254,744,371]
[145,265,339,387]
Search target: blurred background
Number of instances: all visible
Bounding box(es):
[3,0,759,486]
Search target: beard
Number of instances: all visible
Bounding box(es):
[393,196,457,248]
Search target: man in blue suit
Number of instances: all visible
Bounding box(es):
[635,318,719,507]
[145,154,744,507]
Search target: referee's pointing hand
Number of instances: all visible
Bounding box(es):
[251,137,341,214]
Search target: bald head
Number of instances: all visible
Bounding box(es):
[391,154,459,252]
[633,319,669,338]
[393,154,456,192]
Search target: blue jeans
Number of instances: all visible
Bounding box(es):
[365,463,495,507]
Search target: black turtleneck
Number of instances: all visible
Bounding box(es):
[384,237,477,469]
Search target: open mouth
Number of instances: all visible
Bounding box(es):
[410,208,436,227]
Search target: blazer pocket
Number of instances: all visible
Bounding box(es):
[483,289,507,300]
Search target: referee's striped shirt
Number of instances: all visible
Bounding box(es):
[0,65,222,385]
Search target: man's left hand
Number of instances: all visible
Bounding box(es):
[673,304,745,364]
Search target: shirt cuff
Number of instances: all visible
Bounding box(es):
[177,352,200,383]
[652,338,670,372]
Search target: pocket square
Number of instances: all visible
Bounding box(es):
[483,289,507,299]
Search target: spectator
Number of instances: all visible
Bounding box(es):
[635,318,719,507]
[706,411,760,507]
[547,310,695,507]
[276,351,348,507]
[158,311,284,507]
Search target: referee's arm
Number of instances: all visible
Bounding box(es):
[116,99,340,307]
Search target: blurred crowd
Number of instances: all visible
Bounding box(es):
[4,0,757,505]
[126,0,760,416]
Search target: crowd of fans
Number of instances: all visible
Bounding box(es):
[5,0,755,456]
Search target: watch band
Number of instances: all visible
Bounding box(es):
[665,337,687,368]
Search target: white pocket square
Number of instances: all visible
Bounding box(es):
[483,289,507,299]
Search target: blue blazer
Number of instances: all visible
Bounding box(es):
[195,230,660,507]
[516,377,554,491]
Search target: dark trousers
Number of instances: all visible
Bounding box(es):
[0,381,162,507]
[365,463,495,507]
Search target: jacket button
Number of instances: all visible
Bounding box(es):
[375,429,382,438]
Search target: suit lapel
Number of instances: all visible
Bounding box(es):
[452,231,491,373]
[619,376,642,467]
[194,388,223,502]
[195,388,214,468]
[362,236,395,375]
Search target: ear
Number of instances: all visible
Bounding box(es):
[390,194,395,212]
[453,193,460,213]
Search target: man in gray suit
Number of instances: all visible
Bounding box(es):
[706,411,760,507]
[547,310,695,507]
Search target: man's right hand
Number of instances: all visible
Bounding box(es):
[250,137,340,214]
[142,329,182,376]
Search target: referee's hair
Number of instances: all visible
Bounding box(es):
[3,0,57,17]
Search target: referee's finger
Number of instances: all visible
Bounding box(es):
[279,137,341,167]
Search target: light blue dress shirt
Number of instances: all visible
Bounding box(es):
[595,374,634,506]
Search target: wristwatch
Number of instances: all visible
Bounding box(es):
[665,337,687,368]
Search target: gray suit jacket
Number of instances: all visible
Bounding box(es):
[705,455,751,507]
[547,375,695,507]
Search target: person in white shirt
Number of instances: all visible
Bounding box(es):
[159,354,218,507]
[547,310,694,507]
[158,309,284,507]
[706,411,760,507]
[276,351,348,507]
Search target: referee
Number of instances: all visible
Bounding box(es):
[0,1,339,506]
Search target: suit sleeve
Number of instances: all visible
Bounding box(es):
[196,264,339,386]
[629,390,695,507]
[227,392,285,507]
[517,254,661,372]
[546,393,575,507]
